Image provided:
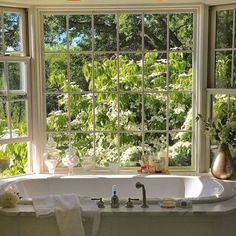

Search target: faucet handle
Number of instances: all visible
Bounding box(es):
[91,198,105,208]
[126,198,139,208]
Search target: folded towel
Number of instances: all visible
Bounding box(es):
[79,196,100,236]
[32,194,100,236]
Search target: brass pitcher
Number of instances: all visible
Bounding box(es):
[211,142,235,180]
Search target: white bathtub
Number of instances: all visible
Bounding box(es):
[1,174,236,236]
[1,174,235,203]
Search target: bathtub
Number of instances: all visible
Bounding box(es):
[1,174,236,236]
[1,174,235,203]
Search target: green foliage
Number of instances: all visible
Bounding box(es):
[1,12,196,176]
[0,142,27,176]
[197,112,236,146]
[45,51,193,167]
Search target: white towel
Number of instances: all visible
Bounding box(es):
[53,194,85,236]
[32,195,54,217]
[79,196,101,236]
[32,194,100,236]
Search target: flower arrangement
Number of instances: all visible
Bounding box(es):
[196,113,236,146]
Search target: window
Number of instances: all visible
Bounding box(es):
[42,10,196,170]
[209,5,236,165]
[0,7,30,176]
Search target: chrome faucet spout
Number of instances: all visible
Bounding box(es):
[135,182,149,208]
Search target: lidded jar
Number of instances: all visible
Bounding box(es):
[62,146,79,175]
[44,136,60,174]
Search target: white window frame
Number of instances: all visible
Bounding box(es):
[32,4,207,174]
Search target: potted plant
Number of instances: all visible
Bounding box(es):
[197,113,236,179]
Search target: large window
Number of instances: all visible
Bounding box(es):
[209,5,236,165]
[0,7,30,176]
[42,10,196,169]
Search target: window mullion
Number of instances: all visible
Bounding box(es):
[1,10,5,55]
[231,10,235,88]
[66,14,71,145]
[141,13,145,156]
[117,13,121,164]
[166,13,170,156]
[92,13,96,158]
[5,62,12,139]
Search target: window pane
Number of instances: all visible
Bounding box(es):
[10,100,27,137]
[119,93,142,131]
[44,15,67,52]
[45,54,68,92]
[235,10,236,48]
[70,54,92,92]
[119,53,142,91]
[95,93,118,131]
[4,12,21,54]
[71,133,94,161]
[0,99,9,139]
[211,95,236,151]
[169,93,192,130]
[144,52,167,90]
[215,51,232,88]
[70,94,93,131]
[212,94,236,120]
[95,132,118,166]
[144,132,167,153]
[234,52,236,87]
[94,14,116,51]
[0,142,28,176]
[0,13,3,53]
[46,94,69,131]
[119,14,142,51]
[169,13,193,50]
[169,132,192,166]
[169,52,192,91]
[216,10,233,49]
[0,62,6,92]
[144,93,166,130]
[144,14,167,51]
[69,15,92,51]
[8,62,25,92]
[94,53,118,92]
[120,133,142,167]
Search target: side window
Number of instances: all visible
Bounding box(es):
[0,8,30,177]
[209,7,236,165]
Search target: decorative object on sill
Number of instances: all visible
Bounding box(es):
[81,155,95,172]
[137,154,169,174]
[109,162,120,174]
[211,142,235,180]
[62,146,79,175]
[0,191,18,208]
[158,150,169,172]
[44,159,58,175]
[197,113,236,180]
[43,136,60,174]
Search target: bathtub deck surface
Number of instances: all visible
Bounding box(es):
[1,195,236,217]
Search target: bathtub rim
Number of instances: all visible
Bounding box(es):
[1,173,235,204]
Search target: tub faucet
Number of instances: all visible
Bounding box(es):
[135,182,149,208]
